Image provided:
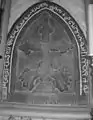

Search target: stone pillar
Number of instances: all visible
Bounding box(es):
[0,0,11,99]
[84,0,93,107]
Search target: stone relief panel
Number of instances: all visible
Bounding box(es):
[0,1,91,120]
[1,1,88,106]
[7,11,78,105]
[0,0,87,101]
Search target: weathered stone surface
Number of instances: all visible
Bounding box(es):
[8,0,86,36]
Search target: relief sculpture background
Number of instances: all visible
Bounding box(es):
[8,11,79,105]
[1,1,88,106]
[0,1,90,120]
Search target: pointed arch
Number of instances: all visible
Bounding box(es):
[2,1,88,104]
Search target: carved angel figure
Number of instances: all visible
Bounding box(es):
[14,12,75,95]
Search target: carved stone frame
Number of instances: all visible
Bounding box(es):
[0,1,90,119]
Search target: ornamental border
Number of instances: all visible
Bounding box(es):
[2,1,88,100]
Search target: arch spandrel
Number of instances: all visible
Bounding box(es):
[8,0,86,36]
[2,1,88,106]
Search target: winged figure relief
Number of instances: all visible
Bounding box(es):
[14,12,75,94]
